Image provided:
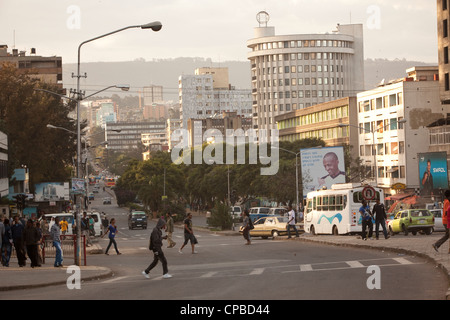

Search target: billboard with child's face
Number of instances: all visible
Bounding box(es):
[418,152,448,196]
[301,146,346,197]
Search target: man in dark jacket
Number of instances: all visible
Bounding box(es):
[142,218,172,279]
[373,199,389,240]
[23,219,41,267]
[11,216,27,267]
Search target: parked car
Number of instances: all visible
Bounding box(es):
[87,211,103,236]
[229,206,242,219]
[240,216,289,239]
[388,209,434,236]
[268,207,287,216]
[128,211,147,230]
[102,197,111,205]
[430,209,446,232]
[249,207,271,222]
[39,213,75,235]
[88,193,95,200]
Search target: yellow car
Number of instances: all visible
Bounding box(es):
[388,209,434,236]
[241,216,290,239]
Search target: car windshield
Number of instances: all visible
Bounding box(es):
[132,213,146,218]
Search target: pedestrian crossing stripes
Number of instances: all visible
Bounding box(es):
[99,257,419,284]
[292,256,419,273]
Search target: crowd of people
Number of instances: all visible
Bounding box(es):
[0,211,113,268]
[0,215,64,268]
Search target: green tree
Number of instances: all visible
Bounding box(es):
[0,62,78,190]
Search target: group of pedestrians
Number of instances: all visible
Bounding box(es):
[0,215,63,268]
[358,199,390,240]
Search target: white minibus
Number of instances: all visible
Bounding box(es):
[304,183,384,235]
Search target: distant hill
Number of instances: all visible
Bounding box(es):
[62,57,436,102]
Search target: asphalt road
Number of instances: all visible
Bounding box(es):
[7,187,449,301]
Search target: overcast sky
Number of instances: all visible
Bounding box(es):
[0,0,438,64]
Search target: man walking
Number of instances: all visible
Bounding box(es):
[287,205,299,238]
[142,218,172,279]
[179,213,197,254]
[165,212,176,248]
[373,199,389,240]
[432,190,450,252]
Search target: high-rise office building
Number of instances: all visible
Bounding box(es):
[247,11,364,134]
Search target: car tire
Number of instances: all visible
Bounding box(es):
[272,230,279,238]
[389,226,395,236]
[402,224,408,236]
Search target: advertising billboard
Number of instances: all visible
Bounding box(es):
[300,146,346,197]
[418,152,448,196]
[34,182,70,202]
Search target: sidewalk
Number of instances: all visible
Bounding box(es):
[1,213,450,299]
[0,244,112,292]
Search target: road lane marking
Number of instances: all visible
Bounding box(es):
[300,264,313,272]
[393,257,413,265]
[249,268,265,275]
[346,261,365,268]
[101,276,130,284]
[201,272,218,278]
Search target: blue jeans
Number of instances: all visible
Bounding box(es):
[287,224,299,238]
[53,241,63,266]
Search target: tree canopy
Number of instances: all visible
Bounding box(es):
[0,62,79,191]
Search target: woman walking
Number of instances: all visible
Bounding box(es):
[242,209,252,245]
[102,218,121,255]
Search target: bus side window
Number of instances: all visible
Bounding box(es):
[322,196,329,211]
[336,195,342,210]
[317,196,322,211]
[329,195,336,211]
[306,200,312,213]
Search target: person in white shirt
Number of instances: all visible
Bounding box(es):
[287,205,299,238]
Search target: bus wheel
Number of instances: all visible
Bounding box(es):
[310,225,316,235]
[332,225,338,235]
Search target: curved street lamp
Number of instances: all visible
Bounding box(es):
[71,21,162,266]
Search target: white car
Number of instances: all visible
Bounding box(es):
[430,209,446,232]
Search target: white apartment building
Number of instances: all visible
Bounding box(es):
[357,66,445,195]
[247,12,364,135]
[178,67,252,129]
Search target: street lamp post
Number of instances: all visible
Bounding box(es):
[272,147,300,213]
[70,22,161,265]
